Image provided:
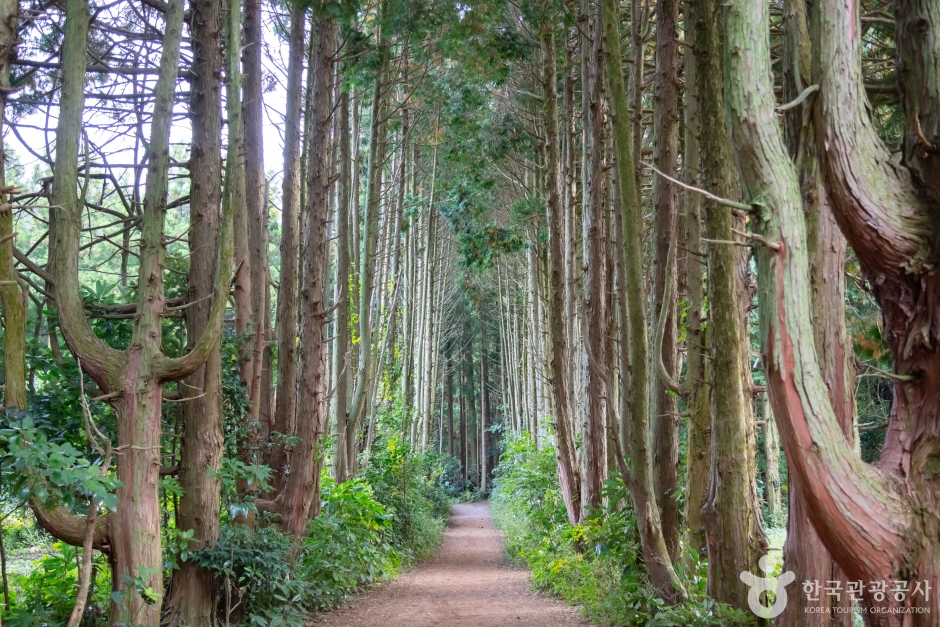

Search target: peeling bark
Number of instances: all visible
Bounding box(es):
[725,0,919,622]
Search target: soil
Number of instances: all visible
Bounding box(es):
[315,502,593,627]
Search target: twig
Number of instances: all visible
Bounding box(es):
[68,361,113,627]
[91,391,121,402]
[776,84,819,112]
[915,114,935,151]
[162,392,206,403]
[640,160,752,210]
[654,238,683,397]
[731,228,781,251]
[702,238,751,248]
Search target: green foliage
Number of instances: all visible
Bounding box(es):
[2,542,111,627]
[491,435,751,626]
[190,524,309,627]
[210,457,273,519]
[0,410,120,513]
[190,459,448,625]
[361,435,449,562]
[298,477,399,609]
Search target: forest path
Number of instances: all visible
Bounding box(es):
[314,502,592,627]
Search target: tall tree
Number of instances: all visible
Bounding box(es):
[39,0,234,622]
[602,0,685,602]
[777,0,853,622]
[650,0,681,560]
[725,0,940,621]
[242,0,271,428]
[579,0,607,520]
[332,79,353,483]
[164,0,226,622]
[540,14,581,526]
[0,0,23,413]
[269,3,306,495]
[694,0,767,610]
[282,15,335,536]
[681,1,711,557]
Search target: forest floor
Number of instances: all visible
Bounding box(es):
[314,502,592,627]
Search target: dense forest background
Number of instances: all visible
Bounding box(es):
[0,0,934,625]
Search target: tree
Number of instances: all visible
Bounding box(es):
[602,0,685,602]
[540,13,581,526]
[164,0,227,622]
[38,0,233,622]
[650,0,681,560]
[692,0,767,611]
[725,0,940,622]
[282,15,335,536]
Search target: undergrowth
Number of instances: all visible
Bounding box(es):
[490,434,752,627]
[2,436,449,627]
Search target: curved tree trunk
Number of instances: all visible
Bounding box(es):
[724,0,931,623]
[44,1,234,624]
[777,2,854,623]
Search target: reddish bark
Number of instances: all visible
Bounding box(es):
[725,1,935,624]
[281,17,334,536]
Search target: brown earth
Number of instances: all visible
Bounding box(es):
[314,502,593,627]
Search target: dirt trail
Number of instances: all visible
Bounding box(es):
[315,502,592,627]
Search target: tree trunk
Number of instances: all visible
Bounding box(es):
[480,343,489,493]
[725,0,930,622]
[164,0,226,622]
[777,1,853,622]
[601,0,685,603]
[650,0,681,561]
[38,4,234,623]
[460,330,469,483]
[540,19,582,526]
[346,18,388,469]
[447,355,454,457]
[580,0,607,520]
[269,3,306,495]
[762,395,781,523]
[0,0,24,412]
[680,6,711,557]
[242,0,268,426]
[694,0,768,612]
[282,16,334,536]
[332,79,352,483]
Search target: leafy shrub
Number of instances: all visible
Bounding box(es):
[2,542,110,627]
[190,455,449,625]
[190,523,308,627]
[361,435,448,562]
[491,434,751,627]
[299,477,398,609]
